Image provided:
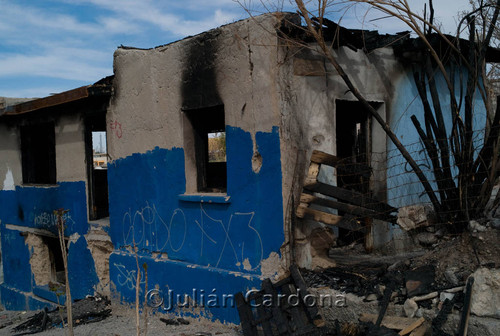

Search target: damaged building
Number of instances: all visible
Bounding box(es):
[0,79,113,309]
[0,12,498,327]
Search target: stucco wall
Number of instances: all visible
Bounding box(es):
[107,15,285,323]
[55,113,87,182]
[278,42,405,260]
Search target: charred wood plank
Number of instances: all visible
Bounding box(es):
[261,279,290,335]
[310,150,340,167]
[457,277,474,336]
[296,206,342,225]
[281,284,309,334]
[398,317,425,335]
[290,265,320,323]
[298,207,367,232]
[300,191,397,223]
[376,284,394,327]
[304,182,396,214]
[254,294,274,336]
[235,292,258,336]
[310,150,372,178]
[359,314,422,331]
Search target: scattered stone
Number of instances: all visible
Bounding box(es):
[397,204,434,231]
[404,298,418,318]
[468,220,487,232]
[470,268,500,318]
[377,284,386,296]
[364,293,378,302]
[444,267,459,286]
[416,232,438,246]
[425,226,436,233]
[439,292,455,302]
[434,228,445,238]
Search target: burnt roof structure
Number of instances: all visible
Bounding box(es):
[0,76,113,117]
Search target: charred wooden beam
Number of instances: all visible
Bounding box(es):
[304,182,397,214]
[300,191,397,223]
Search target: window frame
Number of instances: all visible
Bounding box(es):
[183,105,227,193]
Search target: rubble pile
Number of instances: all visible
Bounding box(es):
[301,224,500,336]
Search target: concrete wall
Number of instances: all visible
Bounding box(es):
[0,110,102,310]
[278,40,489,257]
[107,15,285,323]
[278,43,405,261]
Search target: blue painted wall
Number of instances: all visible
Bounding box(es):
[0,181,99,310]
[387,68,487,209]
[107,126,284,323]
[383,67,488,244]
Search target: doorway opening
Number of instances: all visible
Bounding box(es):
[335,100,378,245]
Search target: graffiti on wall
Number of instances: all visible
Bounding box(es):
[109,120,123,139]
[120,202,264,271]
[113,262,146,290]
[33,211,75,229]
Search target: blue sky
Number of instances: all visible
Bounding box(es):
[0,0,472,98]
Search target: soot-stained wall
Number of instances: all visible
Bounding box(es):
[107,15,284,323]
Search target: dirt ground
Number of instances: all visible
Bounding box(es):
[410,228,500,286]
[1,228,497,336]
[0,304,242,336]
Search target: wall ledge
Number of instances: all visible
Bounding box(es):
[178,193,231,204]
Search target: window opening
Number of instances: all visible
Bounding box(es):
[21,122,56,184]
[185,105,227,193]
[92,131,107,169]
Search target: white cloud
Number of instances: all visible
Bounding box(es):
[0,2,100,36]
[69,0,242,37]
[0,52,111,82]
[97,16,145,35]
[0,0,481,98]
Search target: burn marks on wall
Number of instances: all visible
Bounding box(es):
[181,30,223,110]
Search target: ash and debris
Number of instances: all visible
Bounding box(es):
[1,219,498,335]
[0,300,241,336]
[300,224,500,335]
